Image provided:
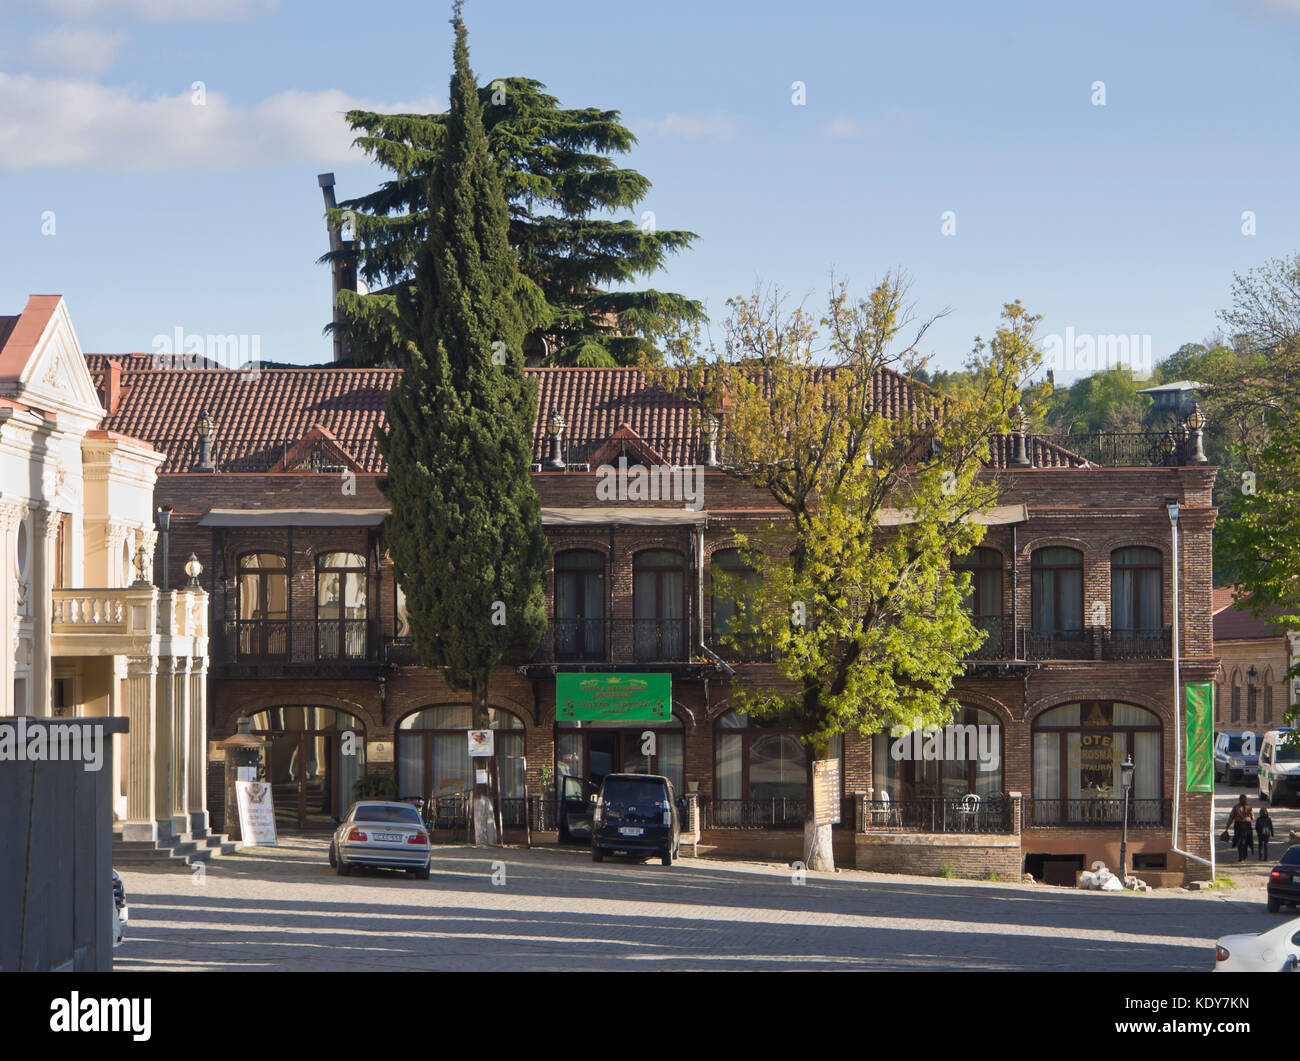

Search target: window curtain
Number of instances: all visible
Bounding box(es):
[397,735,425,800]
[749,733,805,801]
[717,733,743,800]
[1134,731,1159,801]
[658,733,684,794]
[497,733,525,799]
[1034,731,1061,806]
[557,732,583,778]
[431,734,470,796]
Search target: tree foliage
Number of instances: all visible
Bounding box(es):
[653,281,1039,867]
[325,77,702,366]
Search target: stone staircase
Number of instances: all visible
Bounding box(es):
[112,825,242,867]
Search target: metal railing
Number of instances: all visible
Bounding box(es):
[861,795,1016,834]
[1019,626,1172,661]
[962,615,1012,661]
[531,618,693,663]
[706,796,808,829]
[214,618,376,664]
[1026,798,1169,828]
[711,632,778,663]
[1039,432,1192,467]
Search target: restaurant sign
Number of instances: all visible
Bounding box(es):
[1185,682,1214,793]
[556,673,671,722]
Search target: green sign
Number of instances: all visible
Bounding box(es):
[1185,682,1214,793]
[556,673,671,722]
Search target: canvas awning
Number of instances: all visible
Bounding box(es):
[198,508,388,527]
[876,503,1028,526]
[541,507,708,527]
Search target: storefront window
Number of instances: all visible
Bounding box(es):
[555,716,684,793]
[872,706,1003,801]
[713,711,841,803]
[398,705,525,802]
[1032,701,1161,812]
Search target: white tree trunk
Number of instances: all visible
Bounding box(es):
[473,791,499,847]
[803,819,834,871]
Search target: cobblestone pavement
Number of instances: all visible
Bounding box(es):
[112,835,1286,972]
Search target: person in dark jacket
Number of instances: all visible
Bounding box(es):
[1229,794,1254,862]
[1257,808,1275,862]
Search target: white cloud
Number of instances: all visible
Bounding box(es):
[0,73,442,172]
[0,0,277,19]
[29,26,126,75]
[640,112,743,141]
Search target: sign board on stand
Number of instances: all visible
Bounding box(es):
[235,780,278,846]
[812,758,841,825]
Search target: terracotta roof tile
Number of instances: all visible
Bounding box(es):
[1213,588,1294,642]
[84,357,1089,476]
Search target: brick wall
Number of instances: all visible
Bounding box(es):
[855,833,1023,880]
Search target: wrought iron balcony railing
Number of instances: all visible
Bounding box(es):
[1026,798,1169,828]
[1018,626,1172,661]
[531,617,693,663]
[213,618,377,665]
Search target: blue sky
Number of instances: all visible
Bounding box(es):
[2,0,1300,377]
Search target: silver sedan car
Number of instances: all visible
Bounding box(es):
[330,801,431,879]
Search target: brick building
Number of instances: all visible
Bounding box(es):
[1213,585,1295,744]
[88,355,1219,882]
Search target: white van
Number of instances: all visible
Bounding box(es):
[1258,730,1300,806]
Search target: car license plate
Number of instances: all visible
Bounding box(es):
[373,832,402,842]
[619,826,644,837]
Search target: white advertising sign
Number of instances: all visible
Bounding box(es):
[235,780,279,846]
[468,730,495,757]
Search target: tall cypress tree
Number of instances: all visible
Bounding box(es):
[324,79,702,366]
[378,3,547,844]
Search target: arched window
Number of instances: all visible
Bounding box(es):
[317,551,367,659]
[711,548,762,660]
[1031,548,1083,632]
[237,552,288,658]
[871,706,1003,802]
[1032,702,1162,826]
[554,549,605,660]
[713,710,842,827]
[1264,668,1275,724]
[633,549,686,660]
[1110,547,1162,632]
[1231,669,1242,723]
[398,706,526,817]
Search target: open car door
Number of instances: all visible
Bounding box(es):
[559,775,599,843]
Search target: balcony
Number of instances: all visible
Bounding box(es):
[212,618,380,677]
[962,615,1012,661]
[1018,626,1172,661]
[51,586,208,657]
[1026,798,1169,829]
[530,618,693,664]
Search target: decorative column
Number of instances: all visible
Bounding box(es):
[188,656,210,835]
[170,649,191,838]
[0,499,26,716]
[122,656,158,842]
[32,508,62,716]
[152,655,179,842]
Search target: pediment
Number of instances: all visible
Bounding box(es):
[589,424,668,468]
[3,297,105,425]
[274,425,364,473]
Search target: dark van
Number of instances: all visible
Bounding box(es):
[592,773,681,866]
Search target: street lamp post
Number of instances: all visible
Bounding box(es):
[156,505,172,592]
[1119,754,1135,886]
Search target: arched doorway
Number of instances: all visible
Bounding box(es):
[247,706,366,830]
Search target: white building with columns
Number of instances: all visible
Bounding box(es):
[0,295,210,844]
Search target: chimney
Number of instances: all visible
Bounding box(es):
[318,173,356,363]
[103,358,122,415]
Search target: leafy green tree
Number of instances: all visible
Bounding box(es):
[657,283,1038,870]
[378,6,547,844]
[325,78,702,366]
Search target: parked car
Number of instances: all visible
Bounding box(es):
[591,773,681,866]
[1267,845,1300,913]
[1214,731,1259,785]
[111,869,127,948]
[330,800,431,879]
[1259,729,1300,806]
[1215,914,1300,971]
[558,775,599,844]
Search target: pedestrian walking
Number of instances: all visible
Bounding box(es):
[1257,807,1275,862]
[1229,793,1254,862]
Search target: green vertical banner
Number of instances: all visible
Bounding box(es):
[1185,682,1214,793]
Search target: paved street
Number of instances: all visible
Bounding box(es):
[1213,775,1300,896]
[113,833,1282,972]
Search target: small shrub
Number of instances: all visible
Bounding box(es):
[353,769,398,800]
[938,862,956,878]
[983,868,1002,882]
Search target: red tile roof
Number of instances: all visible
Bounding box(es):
[1213,587,1294,642]
[85,357,1087,475]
